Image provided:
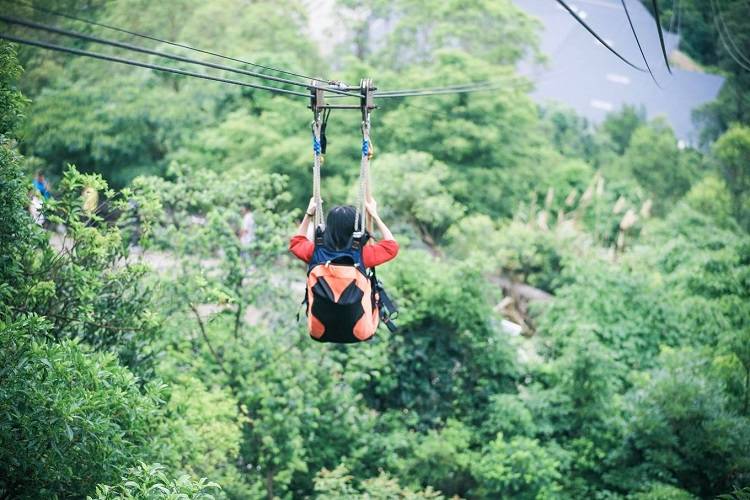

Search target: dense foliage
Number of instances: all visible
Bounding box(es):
[1,0,749,498]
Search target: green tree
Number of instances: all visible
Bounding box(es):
[713,123,750,229]
[336,0,539,69]
[0,42,27,136]
[1,47,219,498]
[359,250,518,428]
[683,174,736,228]
[91,463,222,500]
[471,433,562,500]
[314,464,445,499]
[373,151,465,249]
[0,320,166,498]
[398,419,476,496]
[621,120,697,211]
[601,105,646,155]
[610,348,750,498]
[3,165,162,373]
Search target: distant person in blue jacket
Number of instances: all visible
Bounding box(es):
[32,171,51,199]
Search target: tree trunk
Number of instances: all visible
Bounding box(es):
[744,365,749,415]
[265,470,275,500]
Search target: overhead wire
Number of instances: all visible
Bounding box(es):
[375,75,532,98]
[0,11,534,101]
[1,0,331,85]
[555,0,646,72]
[375,85,506,98]
[335,0,660,99]
[0,14,360,97]
[0,32,311,97]
[621,0,661,87]
[711,0,750,69]
[375,86,504,98]
[650,0,673,74]
[375,80,501,95]
[669,0,680,33]
[0,0,669,104]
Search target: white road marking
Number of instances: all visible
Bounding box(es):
[606,73,631,84]
[590,99,614,111]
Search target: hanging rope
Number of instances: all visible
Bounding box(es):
[311,117,324,228]
[354,115,371,235]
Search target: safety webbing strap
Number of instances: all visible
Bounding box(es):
[371,267,398,332]
[311,118,324,228]
[354,116,371,235]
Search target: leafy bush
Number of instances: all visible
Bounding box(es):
[397,419,475,496]
[610,348,750,498]
[713,124,750,229]
[533,259,684,371]
[314,464,444,499]
[91,462,221,500]
[0,42,27,136]
[374,151,466,248]
[152,375,243,495]
[0,319,165,499]
[362,250,517,427]
[621,120,698,212]
[683,175,736,229]
[471,433,562,499]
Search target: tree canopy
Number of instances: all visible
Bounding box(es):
[1,1,750,498]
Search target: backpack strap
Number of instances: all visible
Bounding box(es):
[370,267,398,333]
[350,230,370,251]
[309,228,367,274]
[296,290,308,322]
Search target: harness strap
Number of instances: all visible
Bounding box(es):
[370,267,398,332]
[354,116,371,234]
[311,117,324,228]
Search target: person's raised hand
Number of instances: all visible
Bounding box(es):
[306,197,316,216]
[365,199,379,219]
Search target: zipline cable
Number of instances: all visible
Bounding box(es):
[374,66,571,99]
[374,79,527,98]
[669,0,680,33]
[375,86,503,98]
[555,0,647,72]
[710,0,750,72]
[712,0,750,67]
[0,32,311,97]
[621,0,660,87]
[0,14,360,97]
[376,69,564,116]
[325,79,506,99]
[1,0,331,85]
[376,80,501,95]
[650,0,673,74]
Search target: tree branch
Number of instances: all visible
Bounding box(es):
[188,302,232,379]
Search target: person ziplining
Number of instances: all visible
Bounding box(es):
[291,80,399,343]
[290,199,399,342]
[0,0,675,345]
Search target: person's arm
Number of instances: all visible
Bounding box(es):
[366,199,394,240]
[362,199,399,267]
[289,198,317,263]
[295,197,317,237]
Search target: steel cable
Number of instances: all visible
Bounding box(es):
[0,32,311,97]
[0,14,360,97]
[1,0,330,85]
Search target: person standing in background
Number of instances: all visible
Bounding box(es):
[238,206,256,259]
[82,186,99,216]
[32,171,51,199]
[28,188,44,226]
